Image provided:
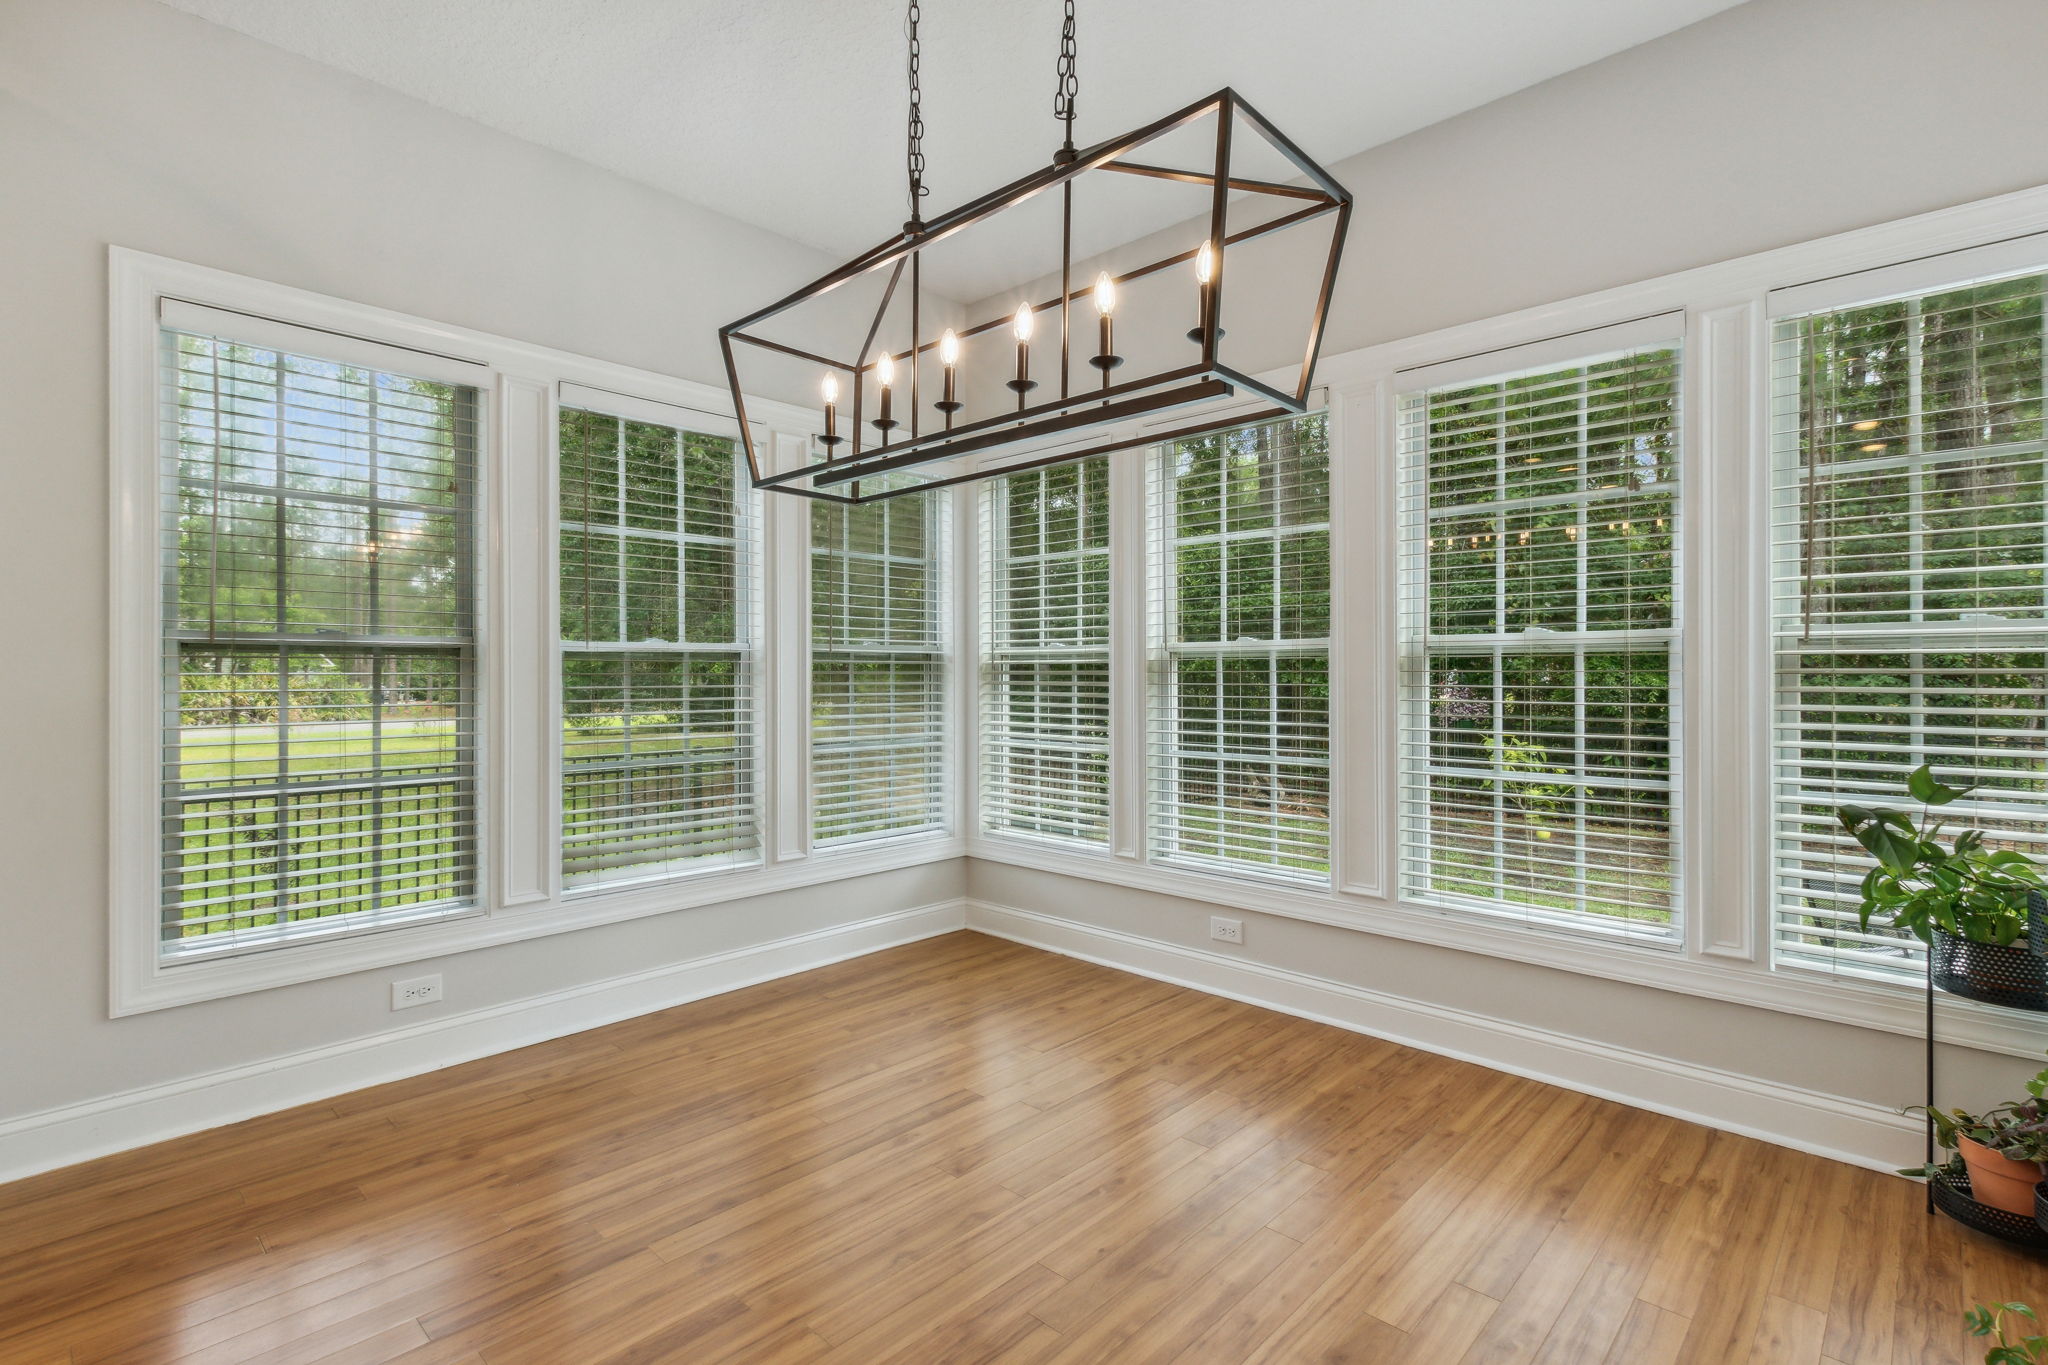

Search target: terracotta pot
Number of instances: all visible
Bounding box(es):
[1958,1135,2044,1216]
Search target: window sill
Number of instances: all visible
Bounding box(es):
[965,837,2048,1058]
[112,836,964,1016]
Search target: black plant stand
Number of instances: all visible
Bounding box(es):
[1920,890,2048,1239]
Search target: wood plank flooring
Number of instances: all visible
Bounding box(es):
[2,932,2041,1363]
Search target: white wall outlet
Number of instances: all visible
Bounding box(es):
[391,974,443,1010]
[1210,916,1244,945]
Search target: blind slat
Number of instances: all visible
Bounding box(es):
[559,406,759,888]
[1150,414,1332,883]
[813,488,947,847]
[1771,271,2048,981]
[982,461,1112,844]
[161,330,478,957]
[1399,344,1682,936]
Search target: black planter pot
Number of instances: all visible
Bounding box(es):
[2031,889,2047,959]
[2038,1180,2048,1236]
[1930,1166,2048,1250]
[1930,927,2048,1010]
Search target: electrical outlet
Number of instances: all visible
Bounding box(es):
[1210,916,1244,945]
[391,974,443,1010]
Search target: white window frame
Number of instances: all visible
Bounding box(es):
[976,458,1116,848]
[1147,414,1335,887]
[109,249,962,1014]
[1762,237,2048,987]
[554,383,767,889]
[1392,318,1687,948]
[807,489,953,850]
[962,187,2048,1060]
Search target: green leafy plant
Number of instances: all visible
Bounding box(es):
[1836,764,2042,947]
[1901,1059,2048,1177]
[1966,1302,2048,1365]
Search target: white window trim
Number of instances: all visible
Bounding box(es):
[1146,416,1335,888]
[975,460,1116,848]
[1392,316,1687,944]
[962,183,2048,1060]
[109,248,961,1015]
[807,489,954,851]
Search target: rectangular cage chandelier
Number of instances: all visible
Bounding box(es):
[718,5,1352,505]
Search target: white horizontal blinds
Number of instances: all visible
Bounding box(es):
[1771,272,2048,979]
[1398,343,1682,934]
[1150,414,1331,880]
[811,490,947,845]
[981,459,1112,843]
[161,329,477,956]
[559,405,758,887]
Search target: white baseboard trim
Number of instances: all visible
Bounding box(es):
[0,899,968,1186]
[966,900,1920,1174]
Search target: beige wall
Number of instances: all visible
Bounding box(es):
[958,0,2048,1117]
[6,0,2048,1140]
[0,0,959,1128]
[977,0,2048,381]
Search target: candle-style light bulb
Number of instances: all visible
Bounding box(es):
[819,372,841,448]
[1008,303,1037,405]
[872,353,897,439]
[1190,241,1223,346]
[1090,272,1122,386]
[1093,272,1117,317]
[936,329,962,423]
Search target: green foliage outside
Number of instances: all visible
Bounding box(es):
[1780,276,2048,967]
[1417,350,1679,924]
[166,335,475,941]
[811,490,946,844]
[559,410,754,881]
[985,460,1115,843]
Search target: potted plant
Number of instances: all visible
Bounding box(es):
[1837,765,2047,1008]
[1966,1302,2048,1365]
[1905,1097,2048,1215]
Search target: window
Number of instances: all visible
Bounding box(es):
[558,404,758,888]
[1399,343,1681,936]
[981,460,1112,843]
[811,492,948,845]
[162,328,477,956]
[1771,271,2048,980]
[1150,415,1331,879]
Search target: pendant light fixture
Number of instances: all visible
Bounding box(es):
[720,0,1352,504]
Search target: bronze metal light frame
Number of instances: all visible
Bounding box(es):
[719,88,1352,505]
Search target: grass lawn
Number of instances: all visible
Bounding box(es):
[168,718,745,940]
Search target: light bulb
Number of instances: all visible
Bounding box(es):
[821,373,839,405]
[1013,302,1035,342]
[1094,272,1117,317]
[939,329,960,366]
[1196,241,1215,285]
[876,352,895,388]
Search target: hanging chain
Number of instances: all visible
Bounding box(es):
[1053,0,1078,157]
[905,0,927,226]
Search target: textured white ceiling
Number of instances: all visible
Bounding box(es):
[156,0,1745,299]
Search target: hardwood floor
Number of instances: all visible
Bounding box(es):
[2,932,2040,1364]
